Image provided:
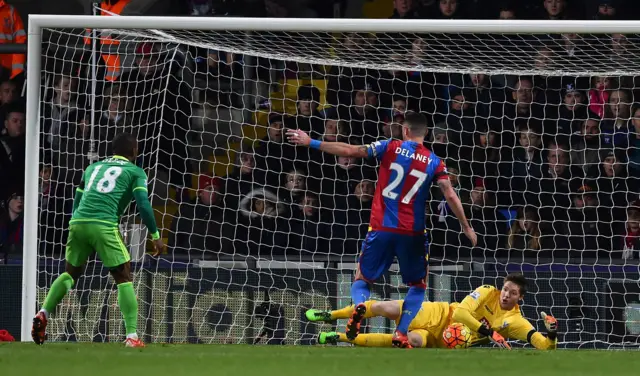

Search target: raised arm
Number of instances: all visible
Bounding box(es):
[437,178,477,247]
[286,129,369,158]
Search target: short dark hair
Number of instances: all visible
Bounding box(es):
[499,4,517,14]
[4,100,25,117]
[516,76,535,89]
[504,273,528,295]
[0,69,12,85]
[112,133,138,158]
[403,111,428,137]
[297,85,320,102]
[611,88,631,103]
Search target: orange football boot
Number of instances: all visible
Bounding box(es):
[345,303,367,340]
[392,330,413,349]
[124,337,145,348]
[31,312,48,345]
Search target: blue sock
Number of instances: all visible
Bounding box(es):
[396,285,426,334]
[351,280,370,306]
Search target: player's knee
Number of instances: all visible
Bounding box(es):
[354,275,374,286]
[408,280,427,290]
[109,262,132,284]
[354,268,373,284]
[408,332,423,348]
[59,272,76,288]
[65,263,83,281]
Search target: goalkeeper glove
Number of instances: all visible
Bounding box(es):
[540,311,558,340]
[477,325,511,350]
[489,330,511,350]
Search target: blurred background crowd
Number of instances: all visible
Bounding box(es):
[2,0,640,266]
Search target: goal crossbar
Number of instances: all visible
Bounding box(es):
[26,15,640,34]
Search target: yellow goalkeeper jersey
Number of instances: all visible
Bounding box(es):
[451,284,556,350]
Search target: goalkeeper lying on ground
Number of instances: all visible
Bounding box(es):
[306,273,557,349]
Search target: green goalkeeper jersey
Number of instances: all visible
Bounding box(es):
[70,155,159,237]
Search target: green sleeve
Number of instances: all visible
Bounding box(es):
[73,171,86,212]
[72,188,83,213]
[132,167,148,192]
[133,189,159,239]
[131,168,159,239]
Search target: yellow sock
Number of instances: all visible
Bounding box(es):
[338,332,393,347]
[331,300,378,320]
[331,305,354,320]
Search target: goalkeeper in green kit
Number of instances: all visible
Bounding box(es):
[32,133,164,347]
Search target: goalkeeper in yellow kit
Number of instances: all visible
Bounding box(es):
[306,273,557,349]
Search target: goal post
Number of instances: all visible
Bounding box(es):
[23,15,640,347]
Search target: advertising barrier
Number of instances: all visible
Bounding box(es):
[2,264,639,348]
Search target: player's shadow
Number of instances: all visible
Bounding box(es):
[252,290,285,345]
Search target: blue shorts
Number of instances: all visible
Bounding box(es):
[358,230,429,284]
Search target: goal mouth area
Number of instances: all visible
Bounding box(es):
[21,15,640,348]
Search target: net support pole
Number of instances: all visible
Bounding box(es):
[89,2,99,162]
[22,17,43,342]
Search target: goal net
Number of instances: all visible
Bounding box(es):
[27,16,640,348]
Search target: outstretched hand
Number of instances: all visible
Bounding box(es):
[489,331,511,350]
[286,129,311,146]
[540,311,558,333]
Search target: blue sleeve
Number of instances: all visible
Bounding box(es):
[367,140,390,161]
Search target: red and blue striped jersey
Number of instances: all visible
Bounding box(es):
[366,139,448,234]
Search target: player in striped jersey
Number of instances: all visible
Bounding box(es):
[287,111,476,348]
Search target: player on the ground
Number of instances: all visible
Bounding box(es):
[307,273,557,350]
[287,111,476,348]
[32,133,164,347]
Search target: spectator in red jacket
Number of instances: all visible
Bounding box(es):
[588,76,614,119]
[0,1,25,78]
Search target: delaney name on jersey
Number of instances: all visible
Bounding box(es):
[395,147,429,163]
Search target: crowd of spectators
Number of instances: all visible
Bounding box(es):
[179,0,640,264]
[0,66,25,263]
[5,0,640,265]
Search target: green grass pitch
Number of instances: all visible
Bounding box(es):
[2,343,640,376]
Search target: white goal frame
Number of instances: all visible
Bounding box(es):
[22,15,640,342]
